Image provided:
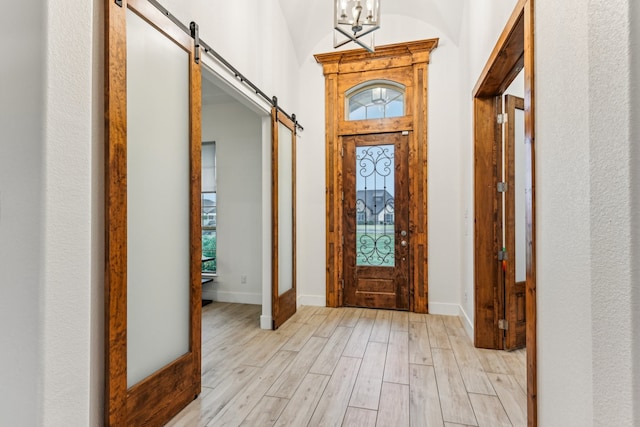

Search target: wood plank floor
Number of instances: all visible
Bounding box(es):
[166,303,527,427]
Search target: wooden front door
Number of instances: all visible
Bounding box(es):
[315,40,438,313]
[343,132,410,309]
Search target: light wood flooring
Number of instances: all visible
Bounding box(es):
[167,303,527,427]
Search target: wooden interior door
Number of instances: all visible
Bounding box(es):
[474,95,504,349]
[271,108,297,328]
[504,95,526,350]
[343,132,410,309]
[105,0,202,425]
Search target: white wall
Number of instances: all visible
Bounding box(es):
[458,0,520,335]
[0,2,44,425]
[202,102,263,304]
[296,15,465,312]
[536,0,637,424]
[0,0,102,425]
[632,1,640,422]
[536,3,593,423]
[42,0,102,424]
[159,0,300,116]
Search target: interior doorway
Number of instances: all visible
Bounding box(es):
[472,0,536,424]
[200,70,266,312]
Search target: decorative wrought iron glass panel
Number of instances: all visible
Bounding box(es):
[347,83,404,121]
[355,144,395,267]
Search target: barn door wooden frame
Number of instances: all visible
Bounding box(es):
[271,107,298,329]
[104,0,202,425]
[315,39,438,313]
[472,0,537,424]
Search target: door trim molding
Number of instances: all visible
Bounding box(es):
[472,0,537,424]
[315,39,438,312]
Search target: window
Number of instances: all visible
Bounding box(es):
[346,81,405,121]
[202,141,217,274]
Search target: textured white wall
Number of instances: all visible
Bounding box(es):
[537,0,637,424]
[586,0,636,424]
[632,1,640,422]
[41,0,99,424]
[295,15,465,312]
[201,102,263,304]
[0,1,44,425]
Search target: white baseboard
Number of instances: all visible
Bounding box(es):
[203,289,261,305]
[260,315,272,330]
[428,302,461,316]
[297,294,326,307]
[459,306,474,340]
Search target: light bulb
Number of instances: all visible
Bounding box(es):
[340,0,348,19]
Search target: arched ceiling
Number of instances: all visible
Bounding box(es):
[277,0,465,63]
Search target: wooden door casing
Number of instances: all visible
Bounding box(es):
[504,95,526,350]
[315,39,438,313]
[343,133,410,310]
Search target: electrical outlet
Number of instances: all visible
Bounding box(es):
[241,275,247,284]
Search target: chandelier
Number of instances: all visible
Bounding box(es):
[334,0,380,53]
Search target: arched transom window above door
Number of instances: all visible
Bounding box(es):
[346,81,405,120]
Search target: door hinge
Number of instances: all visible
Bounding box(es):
[341,145,344,157]
[497,182,508,192]
[498,319,509,330]
[341,235,344,246]
[341,279,345,289]
[497,113,508,124]
[341,191,344,201]
[402,130,409,136]
[498,249,508,261]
